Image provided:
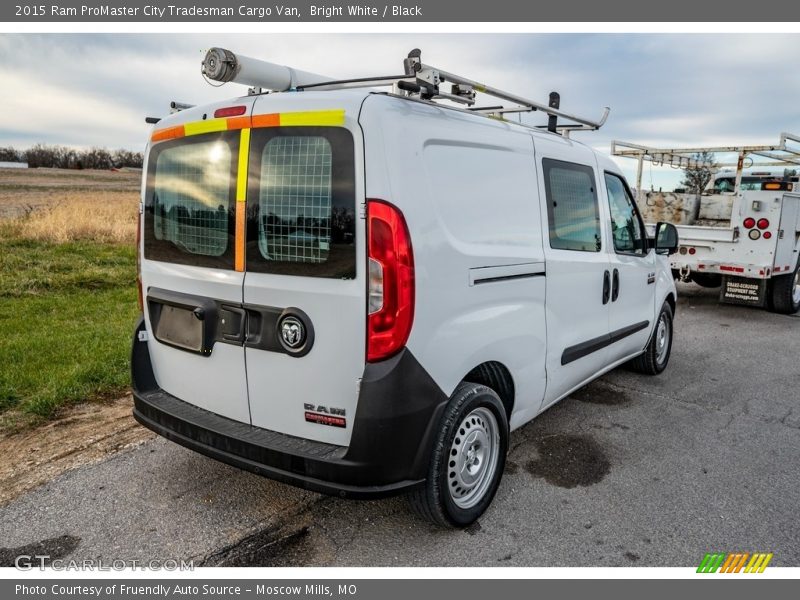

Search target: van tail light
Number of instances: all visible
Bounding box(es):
[757,218,770,230]
[366,199,414,363]
[136,209,144,312]
[743,217,755,229]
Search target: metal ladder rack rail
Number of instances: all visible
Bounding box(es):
[611,133,800,196]
[208,47,610,137]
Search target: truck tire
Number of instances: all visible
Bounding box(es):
[628,302,674,375]
[408,382,508,528]
[770,261,800,314]
[691,273,722,288]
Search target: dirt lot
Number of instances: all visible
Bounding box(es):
[0,167,139,219]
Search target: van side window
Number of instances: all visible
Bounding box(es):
[247,127,356,279]
[144,132,237,269]
[543,158,601,252]
[604,173,646,255]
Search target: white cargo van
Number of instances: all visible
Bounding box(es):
[132,49,679,527]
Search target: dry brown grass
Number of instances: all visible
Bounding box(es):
[11,193,139,244]
[0,167,141,243]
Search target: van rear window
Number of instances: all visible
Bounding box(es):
[247,127,356,279]
[144,132,238,268]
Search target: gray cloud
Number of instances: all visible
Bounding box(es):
[1,33,798,189]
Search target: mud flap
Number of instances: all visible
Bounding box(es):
[719,276,767,307]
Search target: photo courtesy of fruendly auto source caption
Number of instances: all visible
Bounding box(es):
[0,0,799,596]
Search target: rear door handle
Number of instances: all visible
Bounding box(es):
[602,270,611,305]
[612,268,620,302]
[219,305,247,343]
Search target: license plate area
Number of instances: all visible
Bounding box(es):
[147,288,221,355]
[155,305,204,352]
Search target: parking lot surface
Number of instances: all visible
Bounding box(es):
[1,283,798,567]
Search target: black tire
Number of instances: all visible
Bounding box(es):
[408,382,508,528]
[769,261,800,314]
[628,302,674,375]
[691,273,722,288]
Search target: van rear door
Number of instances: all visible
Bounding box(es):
[241,99,364,447]
[141,100,257,423]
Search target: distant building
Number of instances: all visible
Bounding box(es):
[0,161,28,169]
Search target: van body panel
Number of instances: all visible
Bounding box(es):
[533,134,613,406]
[242,92,367,447]
[596,152,658,361]
[140,96,261,424]
[359,94,548,425]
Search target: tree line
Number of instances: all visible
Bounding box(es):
[0,145,144,169]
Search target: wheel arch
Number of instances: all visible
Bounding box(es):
[462,361,515,421]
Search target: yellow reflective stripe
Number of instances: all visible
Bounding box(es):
[184,118,228,136]
[278,109,345,127]
[758,553,773,573]
[237,128,250,202]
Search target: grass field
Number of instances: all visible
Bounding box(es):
[0,168,140,429]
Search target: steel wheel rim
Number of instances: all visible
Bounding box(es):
[447,407,500,510]
[655,313,670,365]
[793,268,800,305]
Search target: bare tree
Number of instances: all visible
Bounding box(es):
[681,151,716,194]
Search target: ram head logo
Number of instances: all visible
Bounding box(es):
[280,316,305,349]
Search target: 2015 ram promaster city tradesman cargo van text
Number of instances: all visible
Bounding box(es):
[131,49,680,527]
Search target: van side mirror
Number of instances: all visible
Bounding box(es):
[655,222,679,255]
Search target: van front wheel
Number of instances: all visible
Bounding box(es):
[628,302,674,375]
[408,382,508,528]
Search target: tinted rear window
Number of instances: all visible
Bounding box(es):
[144,131,238,268]
[246,127,356,279]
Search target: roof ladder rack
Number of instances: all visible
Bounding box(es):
[201,47,609,136]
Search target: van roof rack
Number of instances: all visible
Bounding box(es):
[611,133,800,195]
[202,47,609,137]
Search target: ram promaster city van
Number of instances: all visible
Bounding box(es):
[132,49,679,527]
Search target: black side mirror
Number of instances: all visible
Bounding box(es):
[655,222,679,255]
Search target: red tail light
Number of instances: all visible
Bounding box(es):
[136,210,144,312]
[763,231,772,239]
[366,199,414,362]
[213,105,246,118]
[743,217,755,229]
[757,218,770,230]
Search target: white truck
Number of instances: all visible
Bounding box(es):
[132,48,679,527]
[612,136,800,314]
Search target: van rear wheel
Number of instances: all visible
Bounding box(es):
[769,262,800,314]
[408,382,508,528]
[628,302,673,375]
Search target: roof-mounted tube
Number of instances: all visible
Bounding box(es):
[202,47,331,91]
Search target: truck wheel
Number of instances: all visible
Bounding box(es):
[691,273,722,288]
[408,382,508,528]
[770,262,800,314]
[628,302,674,375]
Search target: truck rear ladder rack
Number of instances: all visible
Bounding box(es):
[611,133,800,196]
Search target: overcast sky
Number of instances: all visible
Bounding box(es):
[1,33,798,189]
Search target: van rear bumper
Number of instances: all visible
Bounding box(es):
[131,317,449,499]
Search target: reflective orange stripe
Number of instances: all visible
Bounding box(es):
[227,116,252,131]
[234,128,250,272]
[151,125,184,142]
[252,113,280,128]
